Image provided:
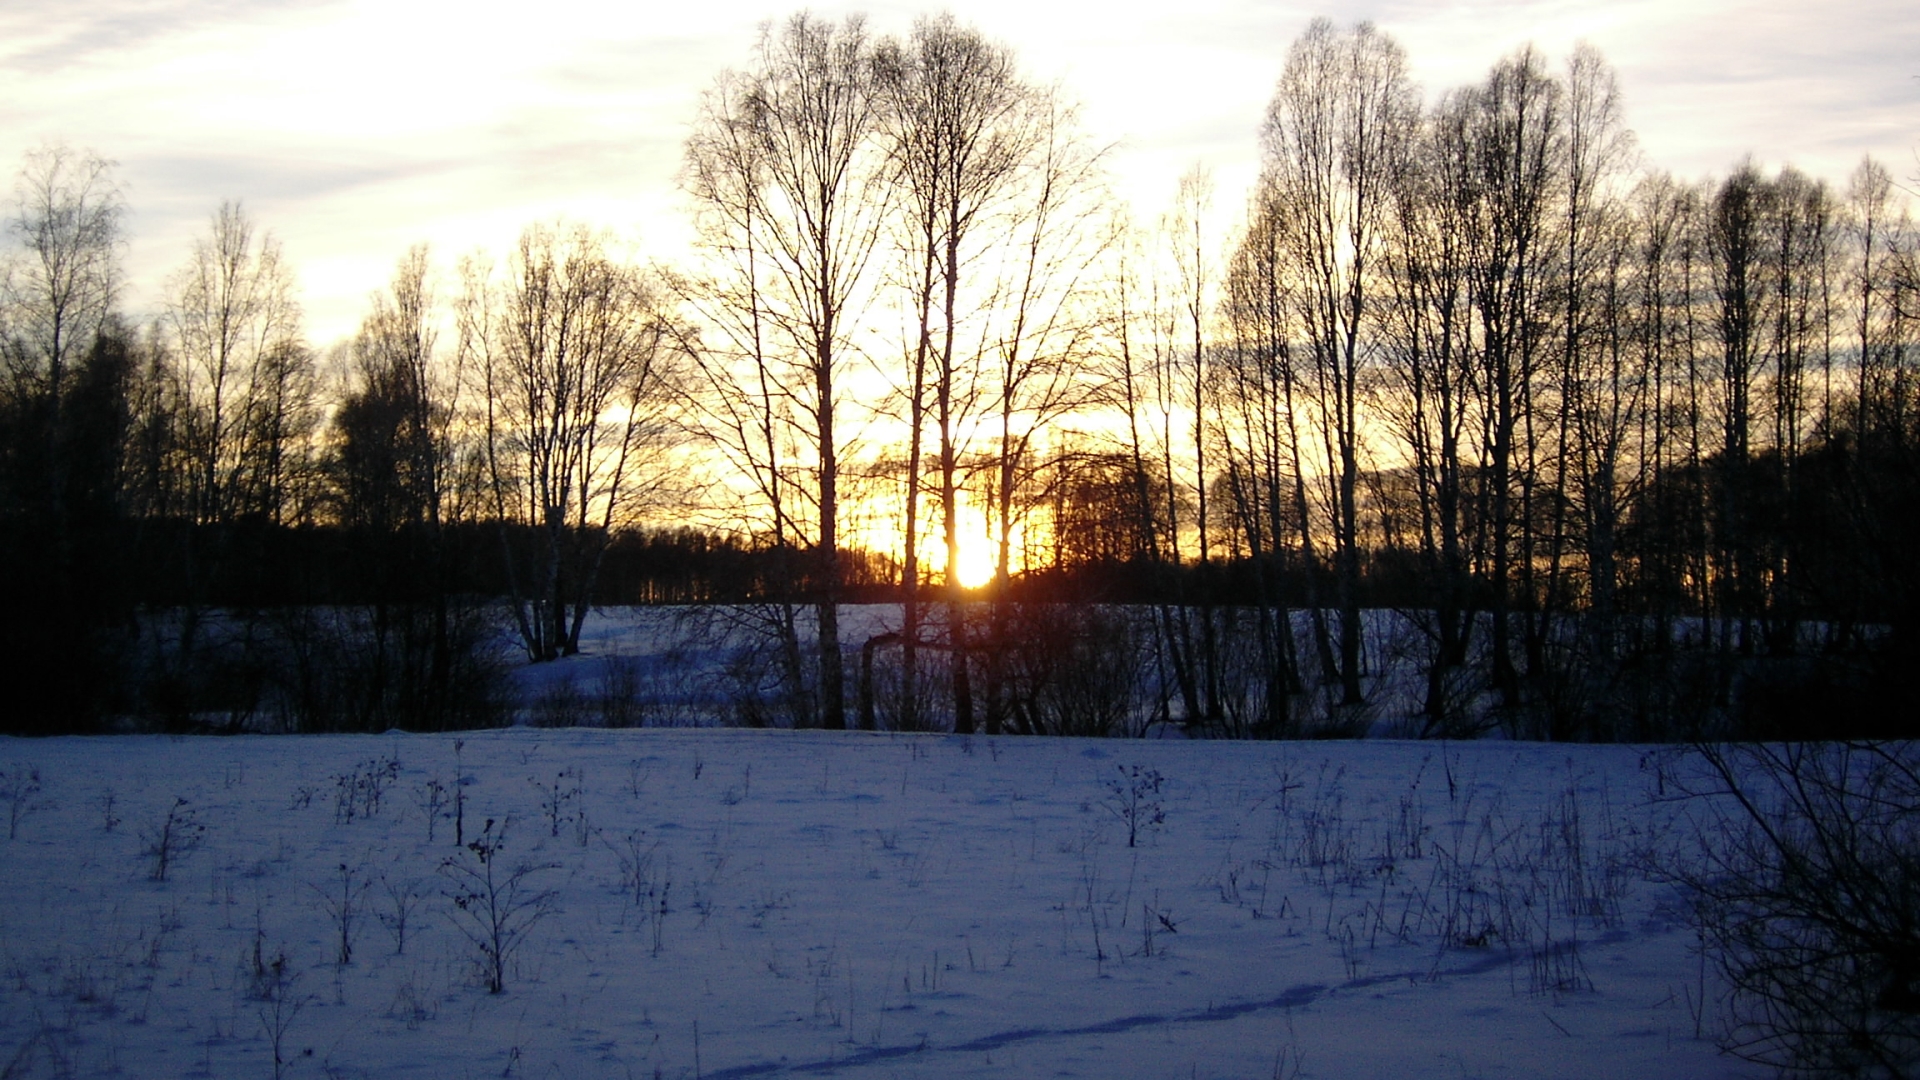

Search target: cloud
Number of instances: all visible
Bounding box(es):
[0,0,346,74]
[3,0,1915,343]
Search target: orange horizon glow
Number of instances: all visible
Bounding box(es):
[846,493,1042,591]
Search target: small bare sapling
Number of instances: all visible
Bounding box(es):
[142,797,205,881]
[313,861,373,965]
[440,818,559,993]
[608,830,667,902]
[531,767,583,838]
[377,873,431,956]
[413,777,452,843]
[453,740,468,847]
[1104,766,1166,848]
[249,943,307,1080]
[607,828,673,952]
[333,756,401,824]
[4,763,45,840]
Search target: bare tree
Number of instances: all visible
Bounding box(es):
[1701,162,1849,669]
[1116,202,1208,730]
[1378,100,1483,734]
[1469,43,1650,737]
[683,13,890,728]
[1757,167,1834,653]
[1218,190,1305,734]
[3,145,123,406]
[2,144,125,550]
[338,246,446,535]
[120,321,188,523]
[1446,50,1565,716]
[681,66,817,726]
[1126,164,1225,731]
[973,91,1108,735]
[0,145,129,729]
[1098,213,1187,729]
[327,245,494,727]
[1846,158,1902,445]
[1258,18,1419,710]
[873,13,1039,732]
[1554,44,1637,676]
[154,201,314,727]
[1619,174,1705,664]
[1706,162,1767,656]
[463,222,678,662]
[167,200,308,527]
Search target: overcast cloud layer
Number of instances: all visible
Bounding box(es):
[3,0,1914,344]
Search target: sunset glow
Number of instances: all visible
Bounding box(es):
[853,496,1014,591]
[3,0,1912,345]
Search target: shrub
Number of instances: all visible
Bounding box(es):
[1666,742,1920,1078]
[998,604,1147,737]
[3,763,45,840]
[439,818,558,993]
[529,673,587,728]
[141,797,205,882]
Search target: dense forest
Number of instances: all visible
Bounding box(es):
[1,15,1914,739]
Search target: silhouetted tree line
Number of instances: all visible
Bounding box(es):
[0,160,755,732]
[1176,26,1920,742]
[678,14,1917,740]
[2,17,1915,739]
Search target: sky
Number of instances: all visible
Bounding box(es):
[2,0,1915,346]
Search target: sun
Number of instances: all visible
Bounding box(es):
[954,532,997,590]
[851,493,1020,591]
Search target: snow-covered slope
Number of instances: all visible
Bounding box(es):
[0,730,1751,1078]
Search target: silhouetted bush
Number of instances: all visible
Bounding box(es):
[1667,742,1920,1078]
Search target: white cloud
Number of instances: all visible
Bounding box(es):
[4,0,1913,343]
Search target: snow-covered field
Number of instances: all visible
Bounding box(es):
[0,728,1756,1079]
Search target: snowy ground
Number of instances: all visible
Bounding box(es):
[0,728,1757,1079]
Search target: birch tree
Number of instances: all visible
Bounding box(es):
[465,223,678,662]
[1258,18,1418,709]
[873,13,1036,731]
[167,201,307,527]
[683,14,888,727]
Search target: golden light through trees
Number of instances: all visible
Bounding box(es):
[1,9,1915,743]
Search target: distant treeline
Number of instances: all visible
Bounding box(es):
[2,16,1917,738]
